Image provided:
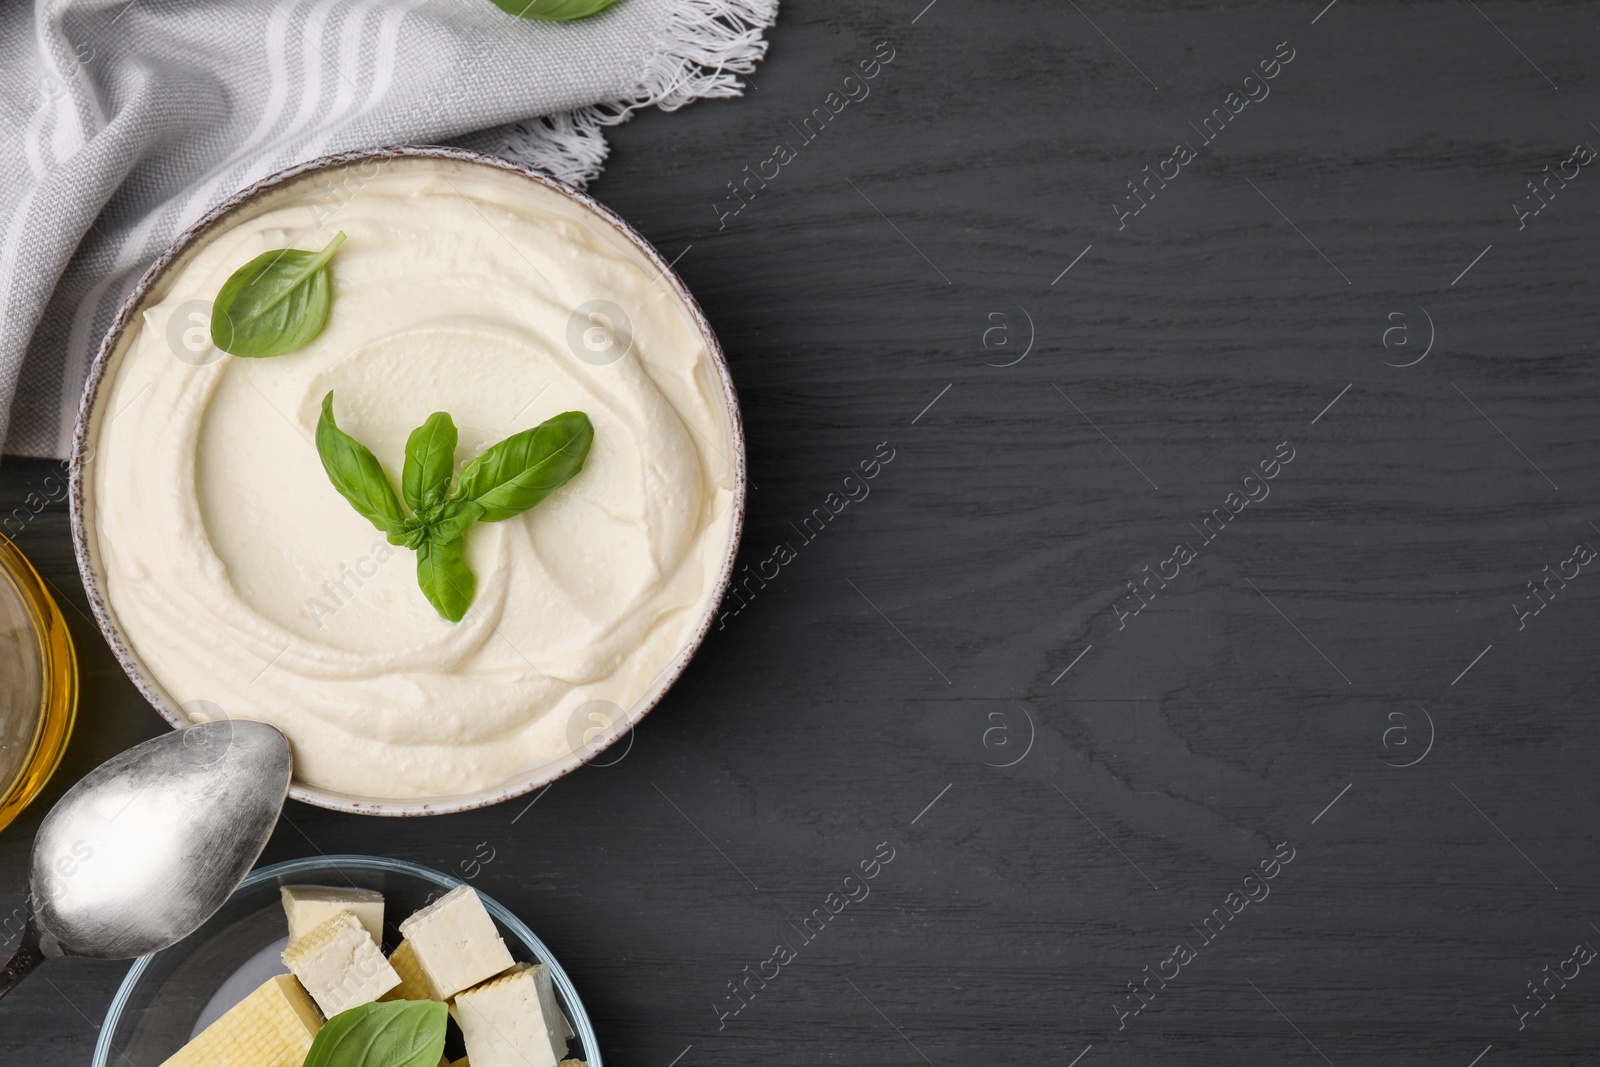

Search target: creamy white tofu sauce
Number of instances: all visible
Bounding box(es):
[90,160,736,800]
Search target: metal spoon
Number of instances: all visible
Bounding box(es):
[0,719,291,1000]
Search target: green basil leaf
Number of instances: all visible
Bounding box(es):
[402,411,458,512]
[416,536,475,623]
[302,1000,447,1067]
[316,391,406,534]
[427,499,486,545]
[211,231,345,358]
[486,0,622,21]
[451,410,593,522]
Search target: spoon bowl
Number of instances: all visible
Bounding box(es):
[0,720,290,999]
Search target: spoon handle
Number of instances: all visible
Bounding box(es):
[0,923,45,1001]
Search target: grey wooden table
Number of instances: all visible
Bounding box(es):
[4,1,1598,1063]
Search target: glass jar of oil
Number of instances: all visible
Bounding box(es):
[0,533,76,833]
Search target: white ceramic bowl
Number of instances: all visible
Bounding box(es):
[69,147,745,816]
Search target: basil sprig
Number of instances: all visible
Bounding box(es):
[211,231,345,358]
[315,391,594,622]
[487,0,621,21]
[302,1000,447,1067]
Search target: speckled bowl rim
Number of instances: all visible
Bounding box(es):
[68,146,746,817]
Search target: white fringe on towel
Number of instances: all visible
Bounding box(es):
[479,0,779,187]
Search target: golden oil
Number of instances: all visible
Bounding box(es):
[0,533,77,833]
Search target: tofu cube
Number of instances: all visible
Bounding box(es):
[397,885,514,999]
[159,975,322,1067]
[454,963,568,1067]
[281,911,400,1016]
[281,885,385,946]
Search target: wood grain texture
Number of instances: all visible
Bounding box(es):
[4,1,1599,1064]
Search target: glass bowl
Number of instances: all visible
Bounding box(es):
[94,855,601,1067]
[0,532,77,833]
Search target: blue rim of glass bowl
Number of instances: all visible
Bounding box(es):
[93,854,602,1067]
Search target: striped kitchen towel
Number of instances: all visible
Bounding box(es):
[0,0,774,459]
